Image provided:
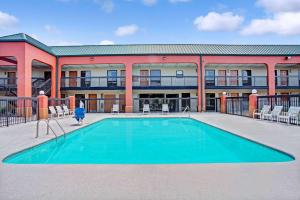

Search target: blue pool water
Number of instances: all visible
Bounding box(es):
[3,118,294,164]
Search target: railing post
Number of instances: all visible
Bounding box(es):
[249,90,258,118]
[220,92,227,113]
[37,93,49,120]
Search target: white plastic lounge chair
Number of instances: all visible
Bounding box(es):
[143,104,150,114]
[263,106,283,121]
[162,104,169,114]
[63,105,74,116]
[253,105,271,119]
[49,106,57,118]
[112,104,119,114]
[55,106,65,118]
[278,106,300,125]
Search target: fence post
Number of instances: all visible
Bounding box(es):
[37,93,49,120]
[220,92,227,113]
[249,90,258,118]
[69,96,75,113]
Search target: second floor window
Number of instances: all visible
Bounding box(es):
[107,70,117,87]
[205,70,215,86]
[150,70,161,86]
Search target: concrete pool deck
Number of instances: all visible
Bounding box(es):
[0,113,300,200]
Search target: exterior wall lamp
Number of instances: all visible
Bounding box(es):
[286,56,292,60]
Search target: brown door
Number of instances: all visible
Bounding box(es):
[230,70,238,86]
[119,94,125,113]
[280,70,288,86]
[61,71,66,87]
[218,70,226,86]
[69,71,77,87]
[88,94,97,112]
[7,72,16,85]
[104,94,116,113]
[140,70,149,86]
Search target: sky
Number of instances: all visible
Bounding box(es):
[1,0,300,46]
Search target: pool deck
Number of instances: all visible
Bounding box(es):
[0,113,300,200]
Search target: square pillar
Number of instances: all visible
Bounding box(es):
[125,63,133,113]
[197,61,202,112]
[69,96,75,112]
[17,56,32,97]
[266,63,276,95]
[38,94,48,120]
[50,66,56,98]
[249,93,258,118]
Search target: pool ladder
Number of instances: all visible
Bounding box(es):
[183,106,190,118]
[36,118,66,142]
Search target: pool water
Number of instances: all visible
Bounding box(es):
[3,118,294,164]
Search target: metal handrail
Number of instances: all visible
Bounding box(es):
[36,118,66,141]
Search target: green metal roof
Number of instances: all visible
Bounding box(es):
[0,33,54,55]
[1,33,300,56]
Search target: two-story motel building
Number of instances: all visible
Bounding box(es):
[0,33,300,112]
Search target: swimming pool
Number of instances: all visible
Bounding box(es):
[3,118,294,164]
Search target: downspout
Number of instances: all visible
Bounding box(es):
[200,55,203,111]
[55,56,59,98]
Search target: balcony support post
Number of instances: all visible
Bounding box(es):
[125,62,133,113]
[266,63,276,95]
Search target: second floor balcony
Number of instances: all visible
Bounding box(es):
[61,76,126,90]
[275,76,300,88]
[205,76,268,89]
[132,76,198,89]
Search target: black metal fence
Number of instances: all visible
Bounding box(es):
[257,94,300,112]
[226,96,249,117]
[0,97,38,127]
[133,97,198,112]
[76,98,126,113]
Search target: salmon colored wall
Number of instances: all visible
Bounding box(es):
[0,42,56,97]
[58,55,201,112]
[202,55,300,95]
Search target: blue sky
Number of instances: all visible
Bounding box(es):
[1,0,300,45]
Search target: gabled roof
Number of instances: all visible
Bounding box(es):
[0,33,54,55]
[1,33,300,56]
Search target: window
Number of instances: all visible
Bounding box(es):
[205,70,215,86]
[150,70,161,86]
[176,70,184,78]
[242,70,252,86]
[81,71,91,87]
[107,70,117,87]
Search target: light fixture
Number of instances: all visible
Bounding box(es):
[286,56,292,60]
[252,89,257,94]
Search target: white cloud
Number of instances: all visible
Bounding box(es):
[99,40,115,45]
[143,0,157,6]
[241,12,300,35]
[257,0,300,13]
[0,11,18,30]
[94,0,114,13]
[169,0,191,3]
[44,25,60,34]
[115,24,139,36]
[194,12,244,32]
[29,34,39,40]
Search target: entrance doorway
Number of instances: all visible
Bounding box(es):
[88,94,97,112]
[7,72,16,85]
[205,93,215,111]
[166,94,179,112]
[44,71,51,80]
[69,71,78,87]
[104,94,116,113]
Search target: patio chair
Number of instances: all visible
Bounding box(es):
[143,104,150,114]
[162,104,169,114]
[49,106,58,118]
[112,104,119,114]
[63,105,74,116]
[55,106,65,118]
[278,106,300,125]
[253,105,271,119]
[263,106,283,121]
